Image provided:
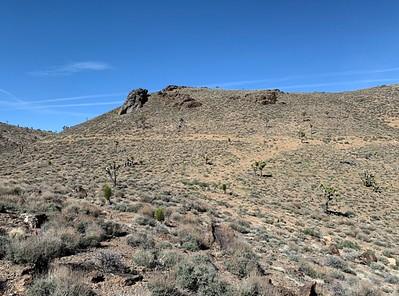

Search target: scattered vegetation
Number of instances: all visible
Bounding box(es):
[154,207,165,222]
[360,170,381,192]
[102,184,112,204]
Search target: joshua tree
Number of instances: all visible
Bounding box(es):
[252,160,267,177]
[360,171,381,192]
[319,184,353,217]
[203,153,213,165]
[17,142,24,154]
[320,184,338,213]
[105,161,121,187]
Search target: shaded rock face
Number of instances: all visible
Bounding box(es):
[174,95,202,109]
[158,86,202,109]
[119,88,149,115]
[245,90,280,105]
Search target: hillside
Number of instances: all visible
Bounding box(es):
[0,85,398,296]
[0,122,52,154]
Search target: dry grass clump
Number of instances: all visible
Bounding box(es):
[27,266,93,296]
[126,232,155,249]
[224,245,264,278]
[176,225,212,251]
[6,226,81,271]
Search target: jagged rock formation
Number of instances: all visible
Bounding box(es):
[119,88,149,115]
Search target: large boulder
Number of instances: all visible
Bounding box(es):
[119,88,149,115]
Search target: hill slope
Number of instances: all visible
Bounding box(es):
[0,85,398,295]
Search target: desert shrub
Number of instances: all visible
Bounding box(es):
[7,228,80,271]
[62,202,102,220]
[159,250,184,269]
[175,255,232,295]
[337,240,360,250]
[347,281,382,296]
[384,274,399,284]
[180,235,200,251]
[303,227,321,238]
[97,251,128,274]
[139,204,155,217]
[126,232,155,249]
[0,235,9,259]
[102,184,112,204]
[133,249,158,269]
[177,227,210,251]
[7,236,60,271]
[225,247,262,278]
[0,195,21,212]
[135,216,156,227]
[27,267,93,296]
[325,256,354,274]
[298,262,322,279]
[360,171,381,192]
[154,207,165,222]
[113,203,142,213]
[239,274,276,296]
[148,275,184,296]
[230,220,251,234]
[78,222,105,248]
[100,220,127,237]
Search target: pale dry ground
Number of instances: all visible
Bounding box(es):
[0,85,399,295]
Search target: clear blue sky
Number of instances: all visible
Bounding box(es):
[1,1,399,131]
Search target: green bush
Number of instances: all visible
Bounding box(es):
[102,184,112,204]
[154,207,165,222]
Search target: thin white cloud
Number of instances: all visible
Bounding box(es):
[0,91,125,117]
[277,78,399,90]
[28,61,112,76]
[17,92,125,104]
[23,101,122,109]
[206,66,399,88]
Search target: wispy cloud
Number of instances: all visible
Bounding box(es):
[15,101,122,110]
[205,66,399,88]
[17,93,125,104]
[28,61,112,76]
[0,91,124,116]
[276,78,399,91]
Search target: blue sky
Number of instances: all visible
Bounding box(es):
[1,1,399,131]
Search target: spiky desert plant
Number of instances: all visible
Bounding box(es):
[102,184,112,204]
[105,161,121,187]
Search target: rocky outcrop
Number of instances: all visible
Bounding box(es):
[245,90,281,105]
[158,85,187,96]
[174,94,202,109]
[119,88,149,115]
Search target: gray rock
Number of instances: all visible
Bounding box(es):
[119,88,149,115]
